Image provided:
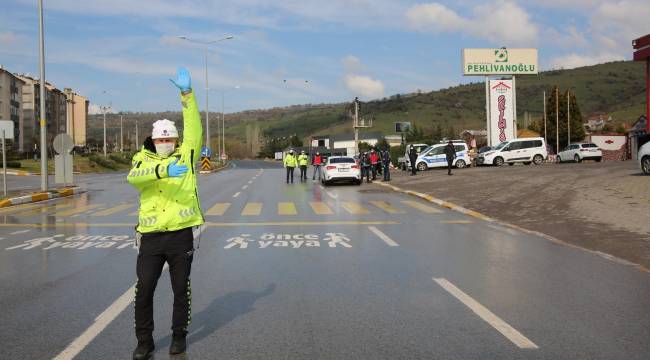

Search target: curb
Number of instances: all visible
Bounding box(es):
[6,170,35,176]
[199,163,229,174]
[375,181,649,273]
[0,187,86,208]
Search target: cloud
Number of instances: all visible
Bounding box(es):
[548,52,624,69]
[0,31,17,45]
[405,1,539,46]
[88,103,115,115]
[344,75,385,99]
[342,56,366,74]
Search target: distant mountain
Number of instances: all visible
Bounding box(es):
[89,60,646,156]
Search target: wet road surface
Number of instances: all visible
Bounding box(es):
[0,160,648,359]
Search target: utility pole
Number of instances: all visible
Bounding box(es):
[204,48,210,151]
[120,115,123,152]
[353,98,359,156]
[555,88,559,154]
[222,91,225,162]
[102,106,108,157]
[543,91,547,142]
[38,0,47,190]
[567,90,571,147]
[135,118,139,150]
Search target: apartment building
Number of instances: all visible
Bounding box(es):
[64,88,88,146]
[0,66,25,151]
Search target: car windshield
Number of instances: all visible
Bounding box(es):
[329,157,355,164]
[494,142,509,150]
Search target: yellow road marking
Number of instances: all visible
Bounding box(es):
[440,220,473,224]
[55,204,104,217]
[278,202,297,215]
[341,202,370,215]
[128,210,139,216]
[0,203,42,215]
[309,201,333,215]
[241,202,263,216]
[205,202,231,216]
[91,204,134,217]
[401,200,443,214]
[369,200,405,214]
[13,203,73,216]
[0,220,400,228]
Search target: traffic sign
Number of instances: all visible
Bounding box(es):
[201,157,212,171]
[201,146,212,158]
[53,133,74,154]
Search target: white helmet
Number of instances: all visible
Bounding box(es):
[152,119,178,139]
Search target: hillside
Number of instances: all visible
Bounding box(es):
[88,60,646,157]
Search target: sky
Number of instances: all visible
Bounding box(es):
[0,0,647,114]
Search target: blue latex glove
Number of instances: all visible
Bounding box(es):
[167,158,188,178]
[169,67,192,93]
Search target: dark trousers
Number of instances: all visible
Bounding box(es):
[286,167,294,183]
[371,164,378,180]
[300,165,307,181]
[135,228,194,342]
[363,166,371,182]
[447,158,454,174]
[312,165,322,180]
[383,163,390,181]
[410,159,417,175]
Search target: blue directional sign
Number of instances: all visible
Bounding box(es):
[201,146,212,158]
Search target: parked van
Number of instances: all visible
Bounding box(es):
[399,143,429,170]
[415,142,470,171]
[477,137,548,166]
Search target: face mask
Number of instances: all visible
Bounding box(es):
[155,142,175,157]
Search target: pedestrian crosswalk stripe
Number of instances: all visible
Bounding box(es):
[128,210,139,216]
[341,202,370,215]
[241,202,263,216]
[15,203,73,216]
[206,202,231,216]
[0,203,42,215]
[309,201,333,215]
[400,200,442,214]
[369,200,406,214]
[55,204,104,217]
[278,202,297,215]
[91,204,135,217]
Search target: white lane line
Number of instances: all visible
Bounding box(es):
[368,226,399,247]
[248,180,253,184]
[9,229,31,235]
[433,278,538,349]
[55,226,206,360]
[233,192,241,198]
[242,185,248,190]
[326,191,338,199]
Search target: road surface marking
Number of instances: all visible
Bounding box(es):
[206,202,231,216]
[128,210,139,216]
[369,200,406,214]
[241,202,263,216]
[341,202,370,215]
[14,203,73,216]
[248,180,253,184]
[9,229,31,235]
[400,200,443,214]
[440,220,473,224]
[233,192,241,198]
[0,203,42,215]
[91,204,134,217]
[0,220,400,228]
[368,226,399,246]
[433,278,538,349]
[309,201,334,215]
[326,191,338,199]
[55,204,104,217]
[242,185,248,190]
[278,202,297,215]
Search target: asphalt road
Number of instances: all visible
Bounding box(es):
[0,160,648,360]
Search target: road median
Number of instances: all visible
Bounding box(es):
[0,186,86,208]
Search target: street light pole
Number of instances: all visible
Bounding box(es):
[38,0,47,190]
[120,115,123,152]
[135,118,139,150]
[103,108,107,157]
[222,91,225,161]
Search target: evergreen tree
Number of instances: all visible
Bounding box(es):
[543,86,585,153]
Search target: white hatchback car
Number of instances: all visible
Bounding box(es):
[639,141,650,175]
[321,156,361,185]
[557,143,602,163]
[415,142,470,171]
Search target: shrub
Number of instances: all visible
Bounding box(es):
[109,154,131,165]
[89,155,117,170]
[0,161,21,168]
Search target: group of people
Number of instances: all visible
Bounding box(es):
[359,148,391,183]
[407,140,458,176]
[282,149,325,183]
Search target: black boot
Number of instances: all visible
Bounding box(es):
[132,340,154,360]
[170,333,187,355]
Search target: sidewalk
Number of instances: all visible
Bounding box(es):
[382,161,650,270]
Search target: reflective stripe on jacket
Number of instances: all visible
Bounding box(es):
[298,154,309,166]
[127,90,204,233]
[284,154,297,167]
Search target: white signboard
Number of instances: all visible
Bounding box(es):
[0,120,14,139]
[463,48,538,75]
[589,135,626,151]
[488,80,516,146]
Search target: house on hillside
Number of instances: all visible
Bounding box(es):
[585,113,611,132]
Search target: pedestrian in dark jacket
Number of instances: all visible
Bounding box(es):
[361,152,372,183]
[408,145,418,175]
[381,149,391,181]
[444,141,456,175]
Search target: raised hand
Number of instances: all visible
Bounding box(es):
[169,67,192,93]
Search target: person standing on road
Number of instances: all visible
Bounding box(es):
[381,148,391,181]
[408,145,418,176]
[370,149,379,180]
[444,140,457,176]
[284,149,297,183]
[312,152,323,180]
[127,67,203,359]
[298,150,309,182]
[361,151,372,183]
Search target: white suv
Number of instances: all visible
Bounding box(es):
[639,142,650,175]
[478,137,548,166]
[415,142,470,171]
[557,143,602,163]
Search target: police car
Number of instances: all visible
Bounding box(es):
[415,142,470,171]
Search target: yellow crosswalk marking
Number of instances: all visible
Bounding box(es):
[241,202,263,216]
[278,202,297,215]
[129,210,139,216]
[341,202,370,215]
[401,200,443,214]
[206,202,231,216]
[0,203,42,215]
[369,200,406,214]
[55,204,104,217]
[14,203,73,216]
[91,204,135,217]
[440,220,473,224]
[309,201,333,215]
